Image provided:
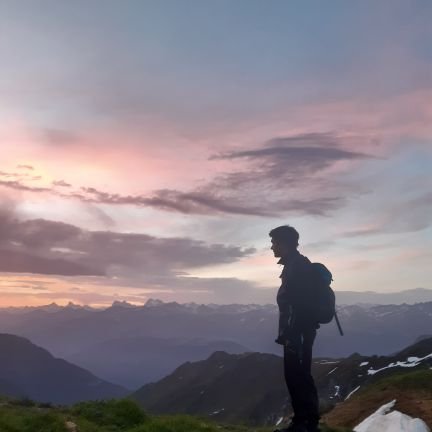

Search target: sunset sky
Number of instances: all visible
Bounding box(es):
[0,0,431,307]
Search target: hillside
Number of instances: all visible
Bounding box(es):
[324,369,432,429]
[133,337,432,426]
[0,333,128,404]
[0,397,348,432]
[134,350,288,426]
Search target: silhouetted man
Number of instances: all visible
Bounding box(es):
[270,225,320,432]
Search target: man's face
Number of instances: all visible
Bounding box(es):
[271,238,284,258]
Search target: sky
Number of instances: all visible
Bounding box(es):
[0,0,431,307]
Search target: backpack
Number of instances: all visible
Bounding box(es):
[309,263,343,335]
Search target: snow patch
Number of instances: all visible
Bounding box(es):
[327,367,338,375]
[345,385,361,400]
[367,353,432,376]
[330,385,341,399]
[210,408,225,416]
[360,361,369,366]
[354,400,430,432]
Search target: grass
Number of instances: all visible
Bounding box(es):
[323,368,432,429]
[367,368,432,393]
[0,397,351,432]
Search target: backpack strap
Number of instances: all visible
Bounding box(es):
[334,311,344,336]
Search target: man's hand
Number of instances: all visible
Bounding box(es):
[274,336,285,345]
[275,335,293,346]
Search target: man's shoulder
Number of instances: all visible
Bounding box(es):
[295,253,312,266]
[293,254,312,275]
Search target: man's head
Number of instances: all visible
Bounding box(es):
[269,225,299,258]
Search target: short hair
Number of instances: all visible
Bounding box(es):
[269,225,299,247]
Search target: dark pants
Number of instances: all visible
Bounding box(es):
[283,327,319,424]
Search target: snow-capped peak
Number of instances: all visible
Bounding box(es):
[144,298,165,307]
[111,300,137,308]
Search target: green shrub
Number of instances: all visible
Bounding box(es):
[0,411,22,432]
[72,399,147,429]
[129,414,219,432]
[0,411,66,432]
[10,397,36,407]
[22,412,67,432]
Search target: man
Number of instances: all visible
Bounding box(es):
[270,225,320,432]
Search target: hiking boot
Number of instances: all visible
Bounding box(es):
[305,421,321,432]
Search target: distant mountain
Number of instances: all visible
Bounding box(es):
[133,337,432,426]
[0,299,431,385]
[68,337,250,389]
[0,334,128,404]
[0,301,97,315]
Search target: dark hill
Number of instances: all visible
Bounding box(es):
[0,333,128,404]
[133,350,287,426]
[133,337,432,426]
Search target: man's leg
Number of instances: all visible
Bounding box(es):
[301,328,320,428]
[283,332,306,424]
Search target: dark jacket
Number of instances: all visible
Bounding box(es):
[276,251,316,342]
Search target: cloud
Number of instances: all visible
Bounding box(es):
[1,170,42,183]
[83,203,116,228]
[0,274,272,306]
[211,133,373,185]
[53,180,72,187]
[0,172,17,179]
[126,189,275,216]
[214,133,370,164]
[183,132,373,217]
[0,179,51,193]
[62,132,372,217]
[17,165,34,170]
[0,206,255,278]
[146,189,345,217]
[0,249,104,276]
[0,132,377,218]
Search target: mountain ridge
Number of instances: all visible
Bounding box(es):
[132,337,432,426]
[1,299,431,386]
[1,287,431,314]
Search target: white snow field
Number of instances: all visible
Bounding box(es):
[354,400,430,432]
[367,353,432,376]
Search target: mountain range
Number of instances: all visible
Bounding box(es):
[0,296,431,388]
